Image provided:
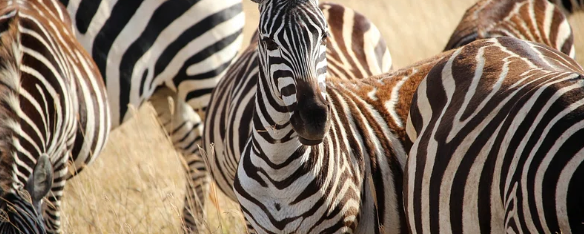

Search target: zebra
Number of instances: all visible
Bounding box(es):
[445,0,575,57]
[1,155,52,234]
[57,0,245,230]
[378,0,577,149]
[230,0,581,233]
[0,0,110,233]
[200,1,392,231]
[229,0,409,233]
[405,36,584,233]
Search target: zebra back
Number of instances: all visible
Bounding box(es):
[60,0,245,127]
[445,0,575,57]
[406,37,584,233]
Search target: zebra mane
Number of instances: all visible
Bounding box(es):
[0,8,22,193]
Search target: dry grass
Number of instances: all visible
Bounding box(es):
[61,1,584,233]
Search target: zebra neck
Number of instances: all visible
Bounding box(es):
[248,105,324,191]
[255,68,293,125]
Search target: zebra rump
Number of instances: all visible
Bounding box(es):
[406,36,584,234]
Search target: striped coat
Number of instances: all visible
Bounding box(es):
[406,36,584,234]
[446,0,575,58]
[0,0,110,233]
[58,1,245,231]
[203,2,391,202]
[234,0,579,233]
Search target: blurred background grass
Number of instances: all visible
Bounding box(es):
[61,1,584,233]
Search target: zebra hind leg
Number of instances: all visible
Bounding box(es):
[149,86,210,233]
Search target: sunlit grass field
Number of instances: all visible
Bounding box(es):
[61,1,584,233]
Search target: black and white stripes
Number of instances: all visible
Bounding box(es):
[231,1,408,233]
[230,0,584,233]
[202,0,392,204]
[446,0,575,58]
[406,37,584,234]
[0,0,110,233]
[58,1,245,231]
[203,1,391,205]
[0,156,53,234]
[60,0,245,127]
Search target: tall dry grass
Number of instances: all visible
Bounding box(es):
[61,1,584,233]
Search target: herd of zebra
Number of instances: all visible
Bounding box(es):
[0,0,583,233]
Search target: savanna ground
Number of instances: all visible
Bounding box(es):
[61,1,584,233]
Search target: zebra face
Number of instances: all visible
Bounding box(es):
[0,193,47,233]
[256,0,331,145]
[0,155,53,233]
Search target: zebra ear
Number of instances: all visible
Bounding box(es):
[250,0,264,3]
[25,155,53,209]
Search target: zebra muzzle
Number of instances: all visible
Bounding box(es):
[290,80,331,145]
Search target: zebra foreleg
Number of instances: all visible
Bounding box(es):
[181,154,210,233]
[149,87,210,233]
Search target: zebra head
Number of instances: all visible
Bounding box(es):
[0,155,53,233]
[254,0,330,145]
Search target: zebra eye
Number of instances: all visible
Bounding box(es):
[262,38,278,50]
[321,32,329,45]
